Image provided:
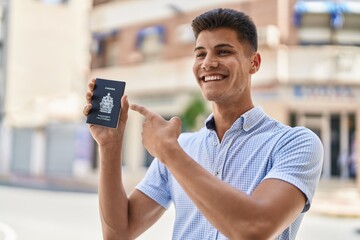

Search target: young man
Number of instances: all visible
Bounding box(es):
[84,8,323,240]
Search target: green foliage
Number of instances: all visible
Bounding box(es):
[181,95,207,131]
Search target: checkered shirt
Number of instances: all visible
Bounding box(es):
[136,106,323,240]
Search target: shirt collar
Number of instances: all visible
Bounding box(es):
[204,106,266,132]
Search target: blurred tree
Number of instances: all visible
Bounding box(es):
[181,94,208,131]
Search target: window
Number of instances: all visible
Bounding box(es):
[294,1,360,46]
[136,25,166,61]
[40,0,68,4]
[91,30,121,68]
[334,1,360,45]
[293,1,334,44]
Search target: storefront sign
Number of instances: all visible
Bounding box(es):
[293,85,354,99]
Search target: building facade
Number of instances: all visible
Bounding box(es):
[90,0,360,188]
[0,0,358,189]
[0,0,93,179]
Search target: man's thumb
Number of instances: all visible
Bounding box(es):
[170,116,182,134]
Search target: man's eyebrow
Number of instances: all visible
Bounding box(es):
[194,46,205,52]
[194,43,235,52]
[215,43,235,49]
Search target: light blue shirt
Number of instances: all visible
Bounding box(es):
[136,106,323,240]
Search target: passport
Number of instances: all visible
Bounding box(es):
[86,78,126,128]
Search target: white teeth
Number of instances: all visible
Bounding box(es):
[204,75,223,82]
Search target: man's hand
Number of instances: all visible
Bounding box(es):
[130,104,181,162]
[83,79,129,147]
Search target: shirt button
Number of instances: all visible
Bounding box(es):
[213,142,218,146]
[214,171,219,176]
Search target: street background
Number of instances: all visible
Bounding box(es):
[1,180,360,240]
[0,0,360,239]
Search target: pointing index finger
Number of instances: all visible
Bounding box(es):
[130,104,152,117]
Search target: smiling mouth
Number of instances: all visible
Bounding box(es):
[202,75,227,82]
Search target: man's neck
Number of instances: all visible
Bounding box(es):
[211,102,254,142]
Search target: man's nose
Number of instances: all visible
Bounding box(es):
[201,55,219,71]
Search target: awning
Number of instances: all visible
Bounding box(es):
[136,25,165,49]
[91,29,120,55]
[293,1,360,28]
[92,29,119,41]
[339,1,360,14]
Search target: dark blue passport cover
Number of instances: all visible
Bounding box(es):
[86,78,126,128]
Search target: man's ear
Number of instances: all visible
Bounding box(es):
[249,52,261,74]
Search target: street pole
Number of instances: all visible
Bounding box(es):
[0,0,9,162]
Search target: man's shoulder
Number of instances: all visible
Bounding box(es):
[259,112,319,140]
[256,114,323,149]
[276,125,323,151]
[286,125,321,140]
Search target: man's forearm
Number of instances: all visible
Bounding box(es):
[159,143,304,240]
[98,144,129,240]
[157,143,253,237]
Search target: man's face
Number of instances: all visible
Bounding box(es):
[192,28,259,105]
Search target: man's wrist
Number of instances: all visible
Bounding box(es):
[99,139,122,149]
[157,139,181,165]
[98,141,122,158]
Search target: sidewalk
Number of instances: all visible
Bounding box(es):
[0,173,98,193]
[310,179,360,218]
[1,174,359,218]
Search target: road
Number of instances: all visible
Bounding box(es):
[0,185,359,240]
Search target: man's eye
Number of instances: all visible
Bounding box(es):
[196,53,206,58]
[218,50,230,55]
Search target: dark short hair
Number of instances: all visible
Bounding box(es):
[191,8,258,52]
